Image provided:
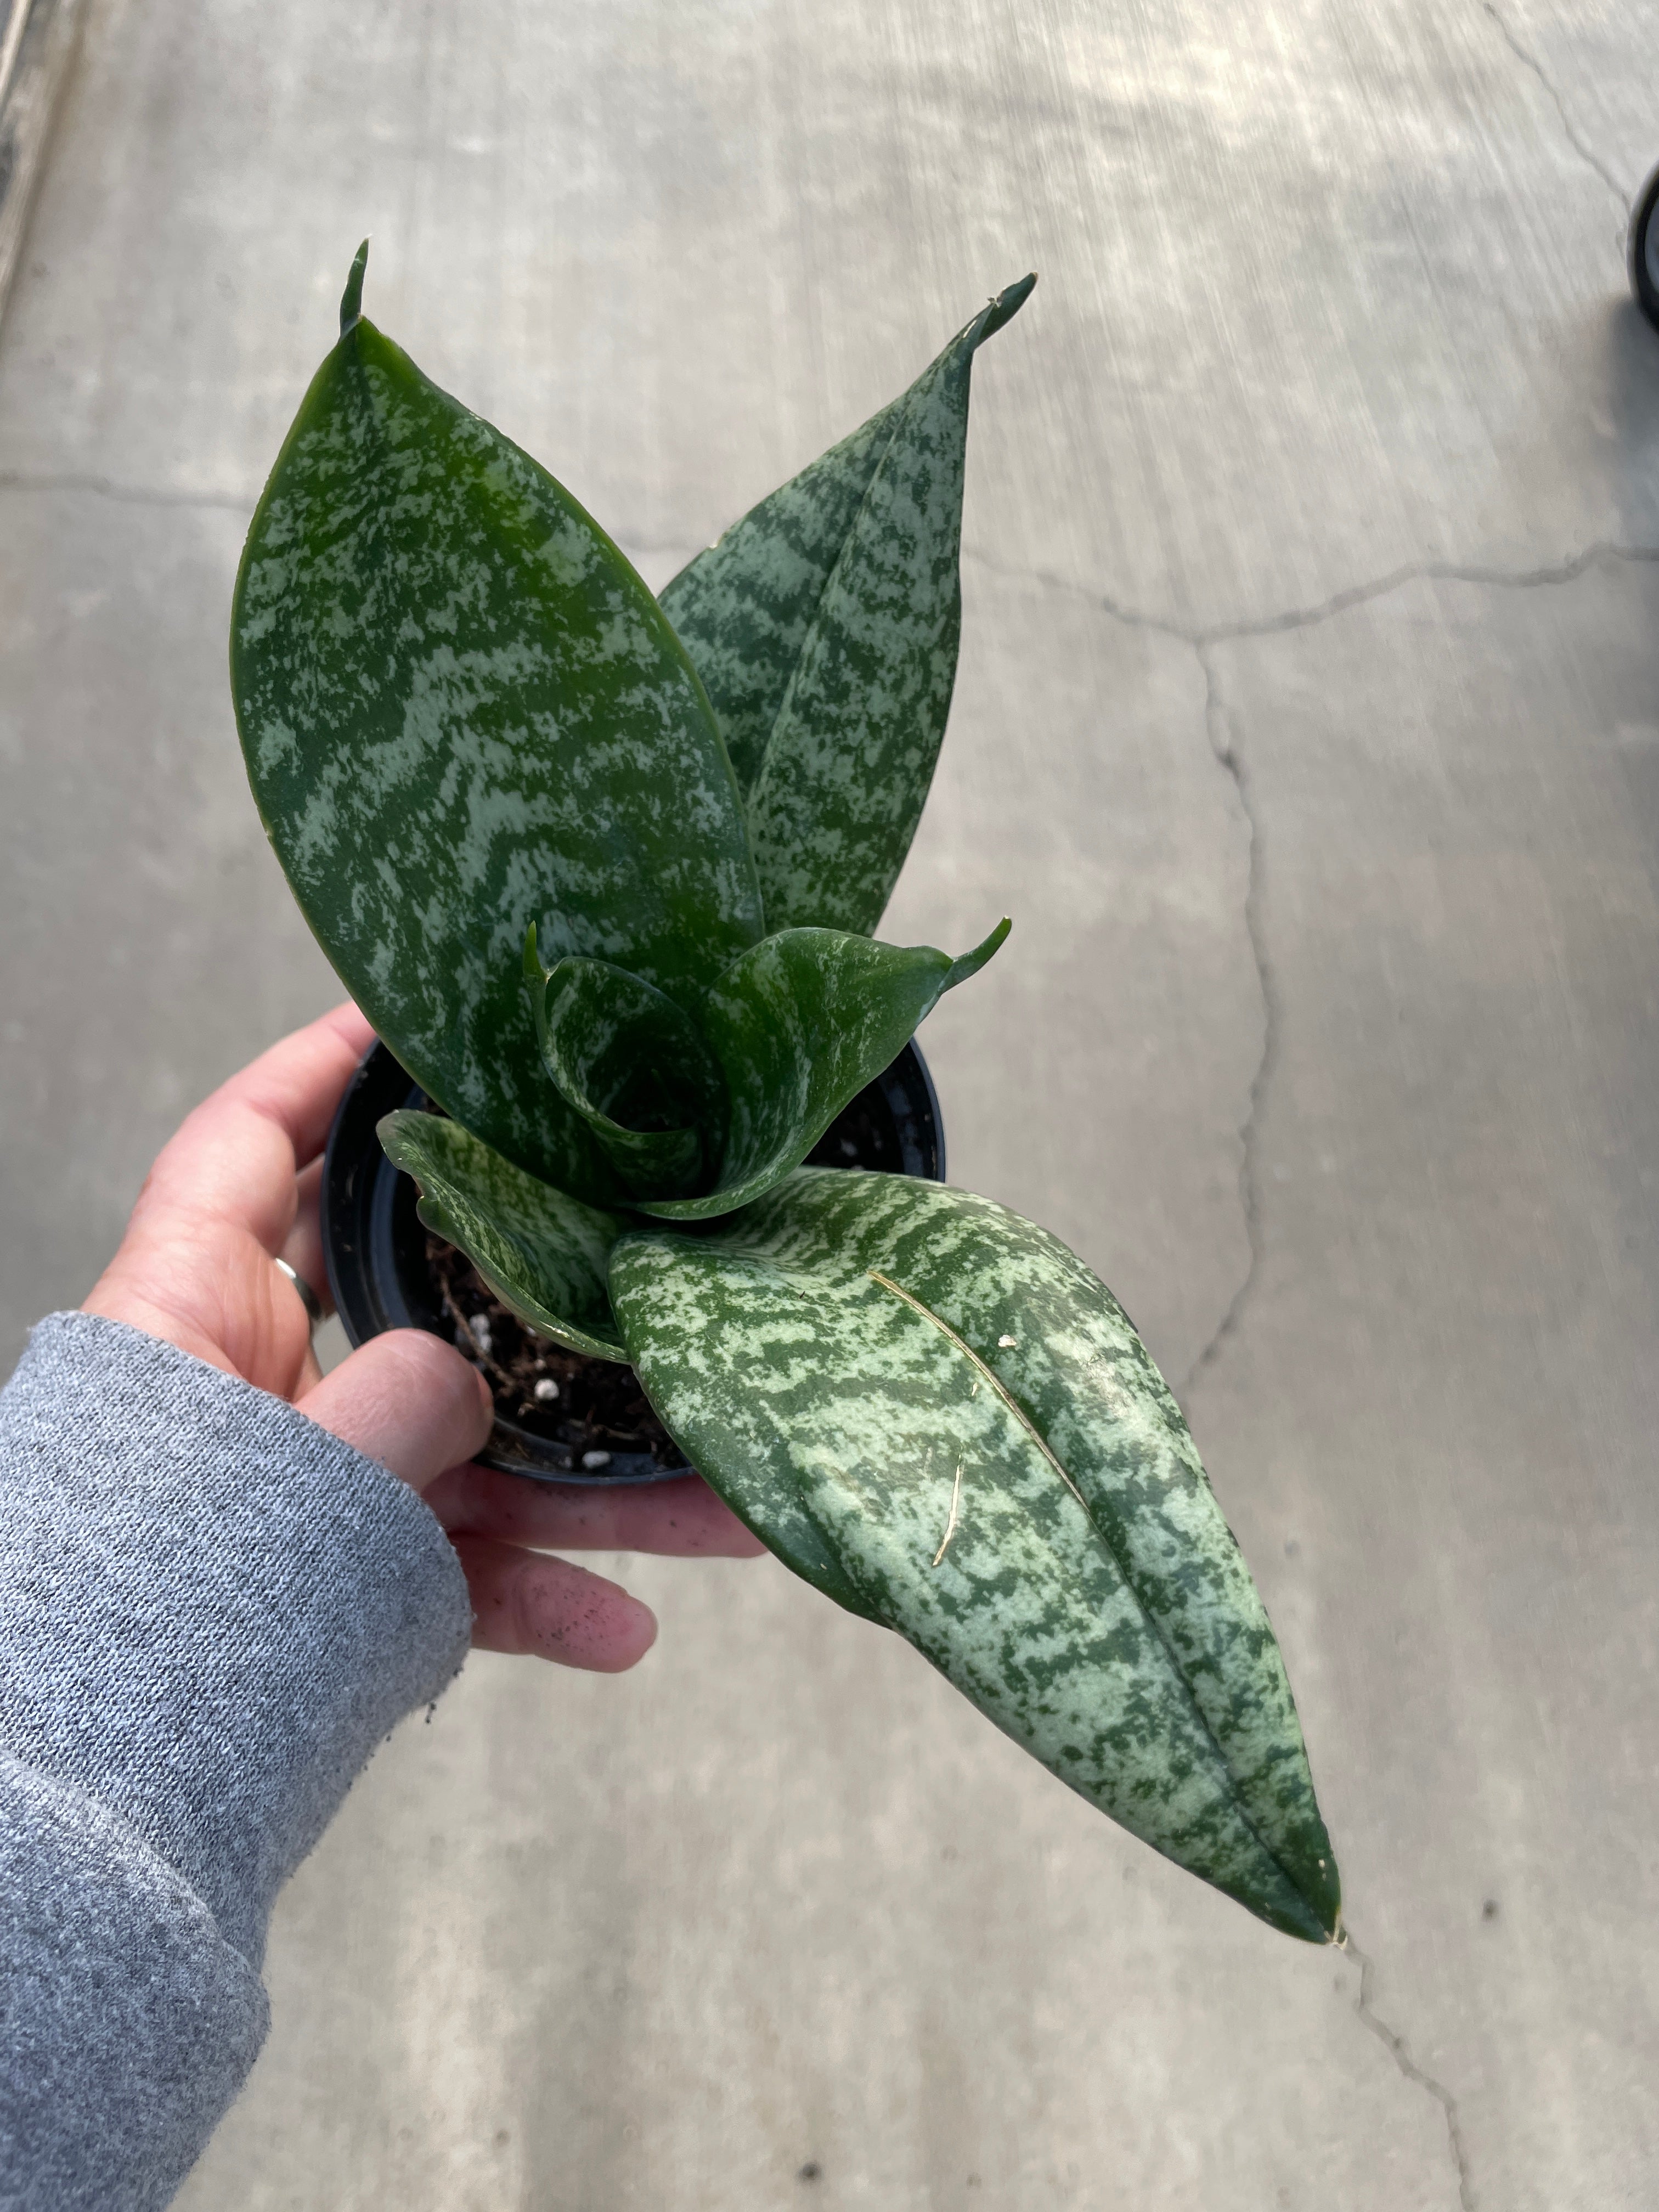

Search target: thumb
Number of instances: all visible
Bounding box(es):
[298,1329,492,1492]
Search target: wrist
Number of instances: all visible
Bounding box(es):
[0,1312,470,1963]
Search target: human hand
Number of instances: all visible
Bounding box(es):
[83,1003,765,1671]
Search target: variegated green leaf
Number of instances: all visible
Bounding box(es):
[233,245,763,1188]
[660,275,1035,935]
[610,1169,1340,1942]
[527,930,728,1203]
[379,1108,628,1360]
[635,919,1009,1222]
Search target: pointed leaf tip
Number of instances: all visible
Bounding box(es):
[943,916,1011,992]
[661,280,1035,938]
[339,239,369,335]
[610,1171,1343,1941]
[974,272,1036,347]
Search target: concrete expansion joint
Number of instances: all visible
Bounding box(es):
[1344,1936,1476,2210]
[1475,0,1630,216]
[0,469,251,511]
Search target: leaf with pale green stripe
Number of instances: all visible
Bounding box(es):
[661,275,1035,936]
[635,919,1009,1222]
[379,1109,628,1360]
[233,244,763,1189]
[610,1168,1340,1942]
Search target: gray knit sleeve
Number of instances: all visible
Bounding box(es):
[0,1312,473,2210]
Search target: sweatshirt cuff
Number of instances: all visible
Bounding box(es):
[0,1312,471,1965]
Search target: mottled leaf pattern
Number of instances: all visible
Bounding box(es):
[233,259,763,1187]
[528,932,727,1202]
[379,1109,628,1360]
[660,276,1035,935]
[659,410,896,797]
[610,1169,1340,1942]
[634,921,1009,1222]
[244,258,1339,1942]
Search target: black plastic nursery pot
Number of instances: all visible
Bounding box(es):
[323,1039,946,1486]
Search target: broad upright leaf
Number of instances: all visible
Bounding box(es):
[610,1169,1340,1942]
[528,933,728,1203]
[635,920,1009,1222]
[379,1109,628,1360]
[233,245,764,1186]
[660,275,1035,936]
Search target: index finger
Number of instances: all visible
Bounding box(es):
[196,1001,376,1170]
[133,1002,375,1250]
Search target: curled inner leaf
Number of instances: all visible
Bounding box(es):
[526,928,727,1201]
[634,919,1010,1221]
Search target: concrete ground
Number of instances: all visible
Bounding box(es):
[4,1,1659,2203]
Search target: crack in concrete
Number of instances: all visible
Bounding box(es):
[963,539,1659,650]
[1182,641,1273,1396]
[959,532,1659,2196]
[1204,543,1659,641]
[961,539,1659,1393]
[1477,0,1629,212]
[1345,1937,1476,2210]
[1185,549,1659,1383]
[1177,549,1659,1392]
[0,469,251,511]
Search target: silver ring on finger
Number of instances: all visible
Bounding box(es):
[275,1256,324,1331]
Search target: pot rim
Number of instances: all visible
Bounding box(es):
[322,1037,945,1486]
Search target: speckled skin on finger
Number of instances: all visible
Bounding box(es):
[609,1168,1341,1943]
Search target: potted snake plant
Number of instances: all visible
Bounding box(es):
[230,243,1342,1945]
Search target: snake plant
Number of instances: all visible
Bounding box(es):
[231,245,1341,1944]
